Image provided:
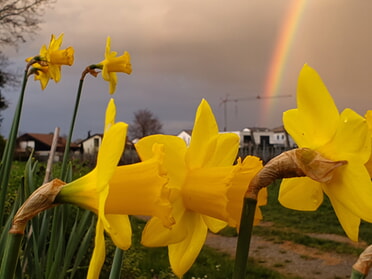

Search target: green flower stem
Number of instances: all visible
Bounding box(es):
[350,269,367,279]
[0,68,29,225]
[60,78,84,180]
[0,233,23,279]
[232,197,257,279]
[109,247,124,279]
[60,65,100,180]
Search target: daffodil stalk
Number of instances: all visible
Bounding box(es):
[59,65,95,179]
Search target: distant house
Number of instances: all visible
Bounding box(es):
[78,133,103,156]
[76,133,140,164]
[222,128,273,147]
[15,133,79,161]
[176,127,294,148]
[271,126,296,148]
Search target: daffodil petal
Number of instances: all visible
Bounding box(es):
[51,33,63,50]
[297,65,339,142]
[49,65,61,82]
[365,110,372,130]
[319,109,371,163]
[279,177,324,211]
[323,163,372,223]
[168,212,208,278]
[98,186,110,230]
[105,99,116,132]
[202,215,227,233]
[104,214,132,250]
[105,36,111,57]
[141,199,187,247]
[364,111,372,177]
[365,154,372,178]
[96,122,127,193]
[95,122,127,230]
[254,206,264,226]
[325,193,361,241]
[108,72,117,94]
[283,109,310,148]
[206,133,240,167]
[87,220,106,279]
[186,99,219,168]
[284,65,339,149]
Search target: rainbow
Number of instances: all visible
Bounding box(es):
[260,0,307,124]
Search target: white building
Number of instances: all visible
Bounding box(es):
[79,133,103,155]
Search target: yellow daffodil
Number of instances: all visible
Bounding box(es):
[136,99,264,278]
[39,33,74,82]
[279,64,372,241]
[26,33,74,90]
[56,99,173,279]
[97,36,132,94]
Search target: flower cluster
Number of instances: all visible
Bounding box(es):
[29,33,265,279]
[20,33,372,279]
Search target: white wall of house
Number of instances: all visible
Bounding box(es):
[19,140,35,149]
[177,131,191,146]
[82,135,102,154]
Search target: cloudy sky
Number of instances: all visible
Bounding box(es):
[2,0,372,140]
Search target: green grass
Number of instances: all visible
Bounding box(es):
[261,180,372,244]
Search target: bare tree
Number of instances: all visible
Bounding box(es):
[128,109,163,140]
[0,0,52,128]
[0,0,53,46]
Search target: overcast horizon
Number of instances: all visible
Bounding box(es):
[2,0,372,141]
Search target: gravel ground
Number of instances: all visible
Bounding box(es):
[205,232,372,279]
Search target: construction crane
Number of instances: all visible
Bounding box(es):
[219,94,292,131]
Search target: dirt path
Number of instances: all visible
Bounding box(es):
[205,231,372,279]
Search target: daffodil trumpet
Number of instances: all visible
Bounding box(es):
[233,148,347,279]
